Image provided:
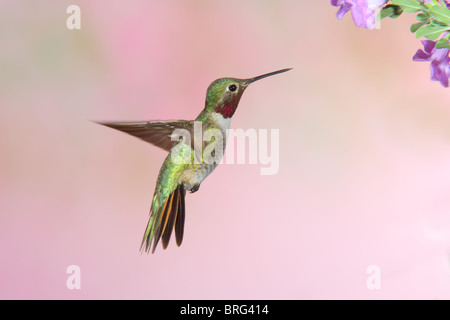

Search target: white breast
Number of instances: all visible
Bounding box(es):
[180,113,232,191]
[210,112,231,131]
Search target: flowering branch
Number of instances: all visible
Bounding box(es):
[331,0,450,87]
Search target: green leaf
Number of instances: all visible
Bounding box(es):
[429,5,450,25]
[435,38,450,49]
[415,24,450,40]
[416,13,430,21]
[380,5,403,20]
[391,0,426,13]
[431,20,448,27]
[423,1,433,9]
[411,21,428,33]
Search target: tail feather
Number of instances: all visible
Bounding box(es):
[141,184,186,254]
[175,186,186,247]
[161,187,180,249]
[151,191,175,253]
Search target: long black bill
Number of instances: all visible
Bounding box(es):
[247,68,292,84]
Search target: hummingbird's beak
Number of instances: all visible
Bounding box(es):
[245,68,292,85]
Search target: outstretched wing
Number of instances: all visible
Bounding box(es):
[97,120,194,152]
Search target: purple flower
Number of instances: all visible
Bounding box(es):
[413,40,450,87]
[331,0,387,29]
[424,0,450,9]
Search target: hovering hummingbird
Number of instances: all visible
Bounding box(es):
[98,68,291,253]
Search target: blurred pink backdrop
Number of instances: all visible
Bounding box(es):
[1,0,450,299]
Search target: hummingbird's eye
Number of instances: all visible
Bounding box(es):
[228,84,237,92]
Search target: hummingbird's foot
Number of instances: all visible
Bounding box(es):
[190,184,200,193]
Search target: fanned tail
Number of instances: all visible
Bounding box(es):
[140,184,186,254]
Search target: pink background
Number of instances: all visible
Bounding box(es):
[1,1,450,299]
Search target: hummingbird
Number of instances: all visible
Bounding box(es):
[98,68,291,253]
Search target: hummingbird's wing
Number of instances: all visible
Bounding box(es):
[98,121,194,152]
[141,184,186,253]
